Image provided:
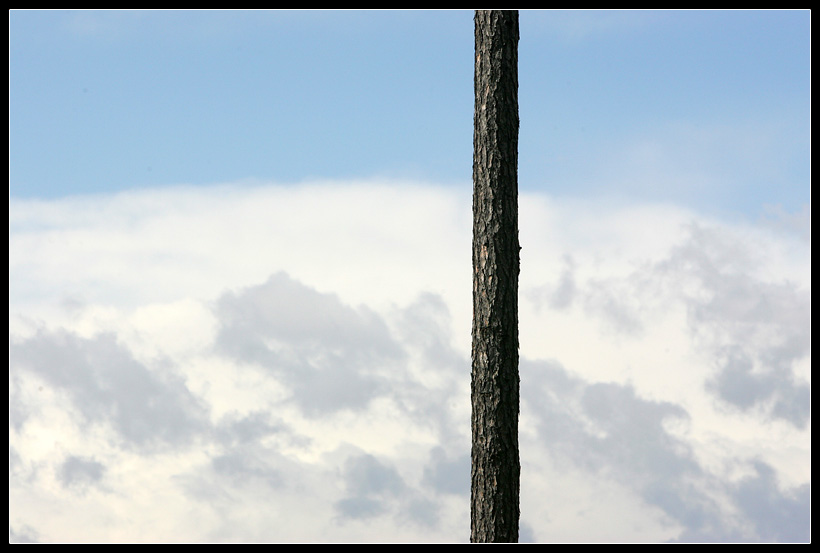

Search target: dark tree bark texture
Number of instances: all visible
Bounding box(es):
[470,10,520,544]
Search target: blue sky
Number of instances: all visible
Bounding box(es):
[9,10,811,543]
[10,10,810,217]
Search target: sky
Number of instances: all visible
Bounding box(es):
[8,9,811,543]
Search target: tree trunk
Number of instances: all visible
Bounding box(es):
[470,10,520,544]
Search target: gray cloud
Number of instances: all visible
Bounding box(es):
[548,255,578,310]
[673,460,811,543]
[334,453,406,521]
[58,455,106,491]
[334,496,387,520]
[729,461,810,543]
[9,374,29,433]
[519,522,537,544]
[212,410,290,447]
[342,453,406,497]
[210,447,283,491]
[387,292,470,444]
[662,224,811,428]
[9,329,209,450]
[524,359,695,482]
[213,272,405,416]
[707,348,810,428]
[525,254,577,313]
[522,357,809,542]
[9,524,40,544]
[539,220,810,429]
[333,452,444,529]
[391,292,461,370]
[423,446,470,497]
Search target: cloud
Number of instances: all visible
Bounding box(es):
[521,358,810,542]
[659,223,811,428]
[9,329,210,451]
[57,455,106,492]
[524,360,695,488]
[727,461,810,543]
[335,453,406,518]
[8,524,40,544]
[213,272,405,416]
[423,446,470,497]
[8,180,810,542]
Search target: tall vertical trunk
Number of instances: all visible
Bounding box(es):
[470,9,520,544]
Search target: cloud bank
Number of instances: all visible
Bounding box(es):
[9,180,810,542]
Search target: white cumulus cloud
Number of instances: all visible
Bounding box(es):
[9,180,810,542]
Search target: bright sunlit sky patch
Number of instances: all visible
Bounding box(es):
[9,10,810,543]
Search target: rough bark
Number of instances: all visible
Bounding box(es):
[470,9,520,544]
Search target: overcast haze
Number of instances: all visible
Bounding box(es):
[9,10,810,542]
